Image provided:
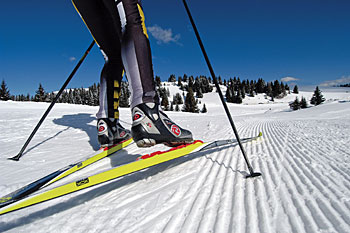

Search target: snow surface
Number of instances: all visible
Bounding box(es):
[0,87,350,233]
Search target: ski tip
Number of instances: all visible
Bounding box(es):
[246,172,262,179]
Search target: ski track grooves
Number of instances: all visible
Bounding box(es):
[2,115,350,233]
[141,117,350,233]
[79,118,349,233]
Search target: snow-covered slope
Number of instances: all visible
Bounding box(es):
[0,88,349,233]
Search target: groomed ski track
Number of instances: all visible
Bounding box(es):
[0,94,349,233]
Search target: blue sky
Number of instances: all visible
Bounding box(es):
[1,0,350,95]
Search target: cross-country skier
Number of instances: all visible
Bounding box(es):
[72,0,193,147]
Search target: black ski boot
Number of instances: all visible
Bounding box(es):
[131,103,193,147]
[97,118,131,147]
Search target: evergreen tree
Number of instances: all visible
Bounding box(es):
[266,82,273,97]
[249,88,255,97]
[196,89,203,98]
[219,76,223,85]
[235,77,241,91]
[0,79,11,101]
[119,82,130,107]
[241,86,246,99]
[293,85,299,94]
[48,92,55,102]
[256,78,265,93]
[245,79,250,93]
[281,82,287,97]
[187,76,194,91]
[285,84,290,92]
[168,74,176,82]
[68,89,74,104]
[290,97,301,110]
[272,80,282,98]
[201,76,213,93]
[201,103,207,113]
[170,102,174,111]
[250,80,255,93]
[193,77,201,93]
[74,89,82,104]
[161,92,169,110]
[183,88,199,113]
[93,83,100,106]
[80,88,86,105]
[155,76,161,87]
[183,74,188,82]
[62,91,69,103]
[173,93,183,105]
[300,96,308,109]
[234,89,243,104]
[157,86,166,98]
[225,86,233,102]
[177,77,183,88]
[85,90,93,105]
[248,80,254,96]
[34,83,47,102]
[310,86,325,105]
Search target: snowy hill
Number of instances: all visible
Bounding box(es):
[0,87,349,233]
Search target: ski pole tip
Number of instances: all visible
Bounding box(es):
[7,154,21,161]
[246,172,262,179]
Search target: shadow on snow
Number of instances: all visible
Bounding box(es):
[53,113,100,150]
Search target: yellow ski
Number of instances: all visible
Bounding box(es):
[0,137,133,209]
[48,137,133,185]
[0,133,262,216]
[0,141,205,216]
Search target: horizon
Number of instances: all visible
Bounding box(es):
[4,77,348,99]
[1,0,350,95]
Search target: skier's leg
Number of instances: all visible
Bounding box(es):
[118,0,193,147]
[72,0,130,146]
[73,0,123,119]
[119,0,158,108]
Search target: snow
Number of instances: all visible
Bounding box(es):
[0,87,350,233]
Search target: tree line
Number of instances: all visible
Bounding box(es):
[225,78,291,104]
[0,75,327,113]
[156,74,213,113]
[1,81,131,107]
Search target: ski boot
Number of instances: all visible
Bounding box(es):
[97,118,131,148]
[131,103,193,147]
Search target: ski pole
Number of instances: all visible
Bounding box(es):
[8,40,95,161]
[182,0,261,178]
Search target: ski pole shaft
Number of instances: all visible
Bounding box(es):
[8,40,95,161]
[182,0,260,178]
